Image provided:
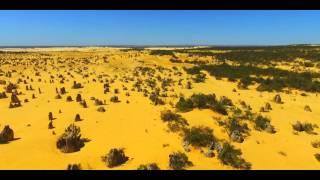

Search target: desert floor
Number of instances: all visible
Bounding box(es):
[0,47,319,170]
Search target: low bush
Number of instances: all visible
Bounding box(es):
[183,126,214,148]
[217,142,251,169]
[160,110,189,132]
[175,97,194,112]
[254,115,276,133]
[292,121,317,134]
[137,163,160,170]
[56,124,86,153]
[224,117,249,143]
[101,148,129,168]
[169,152,193,170]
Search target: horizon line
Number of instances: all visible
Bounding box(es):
[1,43,320,48]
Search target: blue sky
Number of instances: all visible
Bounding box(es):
[0,10,319,46]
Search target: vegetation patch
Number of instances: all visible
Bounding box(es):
[292,121,317,134]
[56,124,87,153]
[102,148,129,168]
[217,142,251,169]
[169,152,193,170]
[224,117,250,143]
[183,126,215,148]
[185,63,320,92]
[137,163,160,170]
[160,110,188,132]
[254,115,276,133]
[175,93,229,115]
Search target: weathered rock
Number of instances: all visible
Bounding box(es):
[67,164,81,170]
[48,121,54,129]
[260,102,272,112]
[76,94,82,102]
[0,92,7,99]
[273,94,283,104]
[0,125,14,143]
[9,93,21,108]
[97,106,106,112]
[55,94,62,99]
[75,114,81,122]
[292,121,303,132]
[49,112,54,121]
[60,87,66,94]
[186,81,192,89]
[6,83,17,93]
[304,105,312,112]
[104,87,109,94]
[72,81,83,89]
[80,100,88,108]
[94,99,104,106]
[66,96,73,102]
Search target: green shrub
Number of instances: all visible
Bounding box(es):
[238,76,254,89]
[176,94,229,115]
[175,97,194,112]
[161,110,188,132]
[254,115,276,133]
[225,117,249,136]
[190,93,216,109]
[137,163,160,170]
[149,93,165,105]
[219,96,233,106]
[150,50,176,56]
[101,148,129,168]
[169,152,193,170]
[56,124,85,153]
[217,142,251,169]
[161,110,181,122]
[185,63,320,92]
[304,62,314,67]
[192,73,206,83]
[212,102,228,115]
[292,121,316,134]
[183,126,214,148]
[223,117,249,143]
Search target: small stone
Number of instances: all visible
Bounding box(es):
[304,105,312,112]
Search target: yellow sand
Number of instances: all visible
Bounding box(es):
[0,47,319,170]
